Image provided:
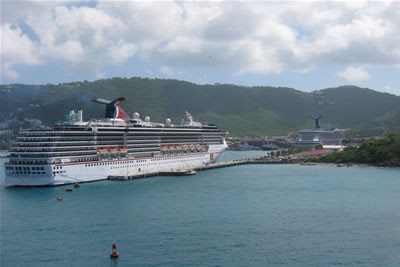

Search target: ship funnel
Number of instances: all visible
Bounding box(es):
[92,98,112,105]
[312,115,322,129]
[77,109,83,122]
[91,97,129,119]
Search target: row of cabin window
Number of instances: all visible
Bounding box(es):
[83,156,201,167]
[85,160,146,167]
[110,157,204,169]
[10,160,47,165]
[10,166,45,171]
[8,171,46,175]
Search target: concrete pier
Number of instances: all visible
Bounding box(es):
[108,172,159,181]
[108,158,289,181]
[247,159,288,164]
[195,159,248,170]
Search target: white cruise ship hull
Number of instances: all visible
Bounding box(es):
[5,144,227,186]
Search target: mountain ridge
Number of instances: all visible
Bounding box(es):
[1,77,399,136]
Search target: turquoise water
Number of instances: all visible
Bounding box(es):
[1,151,400,266]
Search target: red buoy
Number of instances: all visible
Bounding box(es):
[110,241,120,258]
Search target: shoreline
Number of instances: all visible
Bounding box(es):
[301,161,399,168]
[302,162,370,168]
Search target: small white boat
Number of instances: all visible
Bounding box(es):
[183,170,196,175]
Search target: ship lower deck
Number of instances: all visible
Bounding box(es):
[5,144,227,186]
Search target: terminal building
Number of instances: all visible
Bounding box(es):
[297,116,345,147]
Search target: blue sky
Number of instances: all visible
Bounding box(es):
[1,1,400,95]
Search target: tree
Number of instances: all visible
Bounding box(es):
[315,144,323,149]
[310,134,400,166]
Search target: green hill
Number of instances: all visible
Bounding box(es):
[348,108,400,137]
[1,78,399,136]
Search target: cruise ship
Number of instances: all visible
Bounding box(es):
[297,116,345,147]
[4,97,228,186]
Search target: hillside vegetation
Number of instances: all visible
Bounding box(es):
[311,134,400,166]
[1,77,399,136]
[348,108,400,137]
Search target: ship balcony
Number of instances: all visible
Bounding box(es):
[126,148,160,152]
[127,141,161,145]
[126,144,160,148]
[160,138,200,142]
[126,138,161,142]
[14,139,97,144]
[16,137,96,142]
[96,140,124,144]
[12,141,123,149]
[11,146,97,152]
[10,150,97,158]
[159,141,201,146]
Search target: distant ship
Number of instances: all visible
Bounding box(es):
[297,116,344,147]
[261,143,278,151]
[4,97,228,186]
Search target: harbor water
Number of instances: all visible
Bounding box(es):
[1,151,400,266]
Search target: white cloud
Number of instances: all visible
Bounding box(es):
[0,1,64,25]
[197,73,209,85]
[337,67,371,83]
[1,24,41,80]
[2,1,400,80]
[159,66,175,77]
[108,43,137,64]
[383,84,399,95]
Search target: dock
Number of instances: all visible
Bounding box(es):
[108,157,291,181]
[195,159,247,170]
